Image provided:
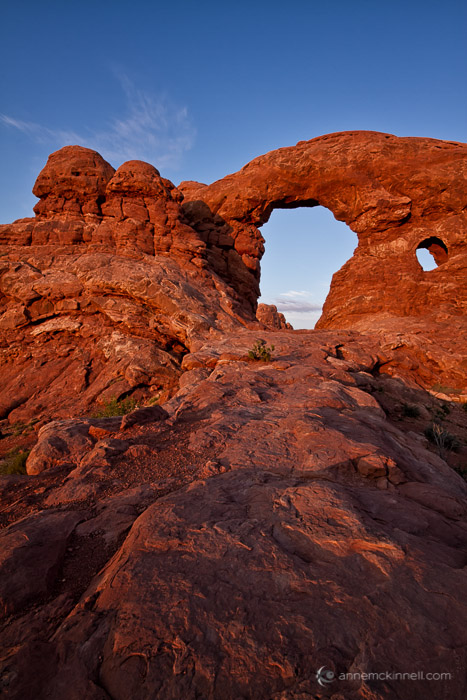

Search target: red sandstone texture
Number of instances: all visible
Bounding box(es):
[0,133,467,699]
[1,133,466,436]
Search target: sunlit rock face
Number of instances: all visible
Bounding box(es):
[1,132,467,429]
[256,302,293,330]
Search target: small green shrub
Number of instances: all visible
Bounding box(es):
[11,421,27,437]
[401,403,421,418]
[462,403,467,413]
[147,394,161,406]
[431,383,462,396]
[425,423,460,455]
[93,396,139,418]
[248,339,275,362]
[0,448,30,475]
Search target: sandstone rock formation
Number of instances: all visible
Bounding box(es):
[0,146,255,436]
[256,302,293,330]
[1,132,466,438]
[181,131,467,333]
[1,133,467,700]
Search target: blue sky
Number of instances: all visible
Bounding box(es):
[1,0,466,327]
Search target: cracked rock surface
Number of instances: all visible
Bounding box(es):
[1,330,466,700]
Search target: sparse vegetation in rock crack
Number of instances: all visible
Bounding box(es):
[0,447,30,475]
[424,422,461,457]
[248,339,275,362]
[92,396,140,418]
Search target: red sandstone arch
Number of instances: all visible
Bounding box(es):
[180,130,467,328]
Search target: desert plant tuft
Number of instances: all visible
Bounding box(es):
[147,394,161,406]
[431,403,451,421]
[424,422,460,456]
[431,383,462,396]
[248,339,275,362]
[401,403,421,418]
[0,448,30,475]
[93,396,139,418]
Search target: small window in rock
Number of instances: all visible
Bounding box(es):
[416,237,448,270]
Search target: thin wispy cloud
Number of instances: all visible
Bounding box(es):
[259,290,323,329]
[279,290,311,299]
[273,290,322,314]
[0,75,195,170]
[0,114,81,145]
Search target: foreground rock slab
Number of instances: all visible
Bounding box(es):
[1,330,466,700]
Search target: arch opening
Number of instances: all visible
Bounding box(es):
[258,206,357,329]
[416,237,448,271]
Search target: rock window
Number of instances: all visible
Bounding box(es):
[258,206,357,328]
[415,237,448,270]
